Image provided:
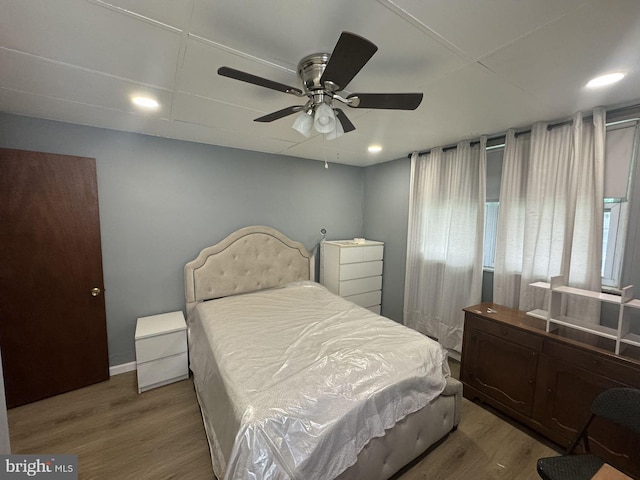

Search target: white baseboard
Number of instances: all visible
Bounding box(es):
[109,361,137,376]
[447,349,461,362]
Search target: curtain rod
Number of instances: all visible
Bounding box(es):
[407,102,640,158]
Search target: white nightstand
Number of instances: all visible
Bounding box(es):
[135,311,188,393]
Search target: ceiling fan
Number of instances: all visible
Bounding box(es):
[217,31,423,138]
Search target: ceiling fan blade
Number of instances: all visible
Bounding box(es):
[218,66,303,96]
[335,109,356,133]
[347,93,423,110]
[254,106,304,122]
[320,32,378,91]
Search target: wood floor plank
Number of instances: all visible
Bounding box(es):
[8,362,558,479]
[8,373,213,479]
[400,398,556,480]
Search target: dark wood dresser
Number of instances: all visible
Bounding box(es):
[461,303,640,477]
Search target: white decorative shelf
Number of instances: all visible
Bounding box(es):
[549,316,618,340]
[625,299,640,310]
[526,309,548,320]
[622,332,640,348]
[527,275,639,355]
[552,286,623,304]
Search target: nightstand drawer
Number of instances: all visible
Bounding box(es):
[137,352,188,393]
[135,330,186,363]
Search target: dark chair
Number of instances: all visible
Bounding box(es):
[537,387,640,480]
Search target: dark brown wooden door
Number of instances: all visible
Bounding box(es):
[533,353,639,476]
[0,148,109,408]
[533,353,626,441]
[462,319,540,416]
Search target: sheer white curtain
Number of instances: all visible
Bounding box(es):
[493,130,529,307]
[493,108,605,319]
[404,139,486,352]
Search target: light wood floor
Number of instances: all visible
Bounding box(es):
[8,361,558,479]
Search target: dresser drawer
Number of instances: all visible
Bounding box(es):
[340,245,384,264]
[339,261,383,281]
[339,276,382,297]
[136,330,186,363]
[466,314,543,351]
[137,352,188,393]
[543,341,640,386]
[345,290,382,308]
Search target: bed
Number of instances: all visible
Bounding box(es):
[184,226,462,480]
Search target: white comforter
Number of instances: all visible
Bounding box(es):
[188,281,448,480]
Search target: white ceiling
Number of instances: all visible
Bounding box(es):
[2,0,640,167]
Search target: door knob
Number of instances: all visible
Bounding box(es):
[91,287,101,297]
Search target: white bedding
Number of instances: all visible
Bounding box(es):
[188,281,449,480]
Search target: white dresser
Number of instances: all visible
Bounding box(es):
[320,239,384,313]
[135,311,188,393]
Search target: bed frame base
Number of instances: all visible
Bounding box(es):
[184,226,463,480]
[336,377,462,480]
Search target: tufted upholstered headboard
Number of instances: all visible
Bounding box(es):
[184,226,314,314]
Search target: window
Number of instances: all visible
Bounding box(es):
[483,201,499,269]
[483,146,504,270]
[602,201,628,287]
[601,120,637,289]
[481,119,638,288]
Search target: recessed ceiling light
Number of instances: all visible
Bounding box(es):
[131,96,160,109]
[368,145,382,153]
[586,72,625,88]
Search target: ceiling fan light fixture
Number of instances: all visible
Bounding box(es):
[292,110,314,137]
[219,32,423,139]
[313,103,336,134]
[324,114,344,140]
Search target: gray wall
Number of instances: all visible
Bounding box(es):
[6,113,637,368]
[363,158,411,323]
[0,113,366,366]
